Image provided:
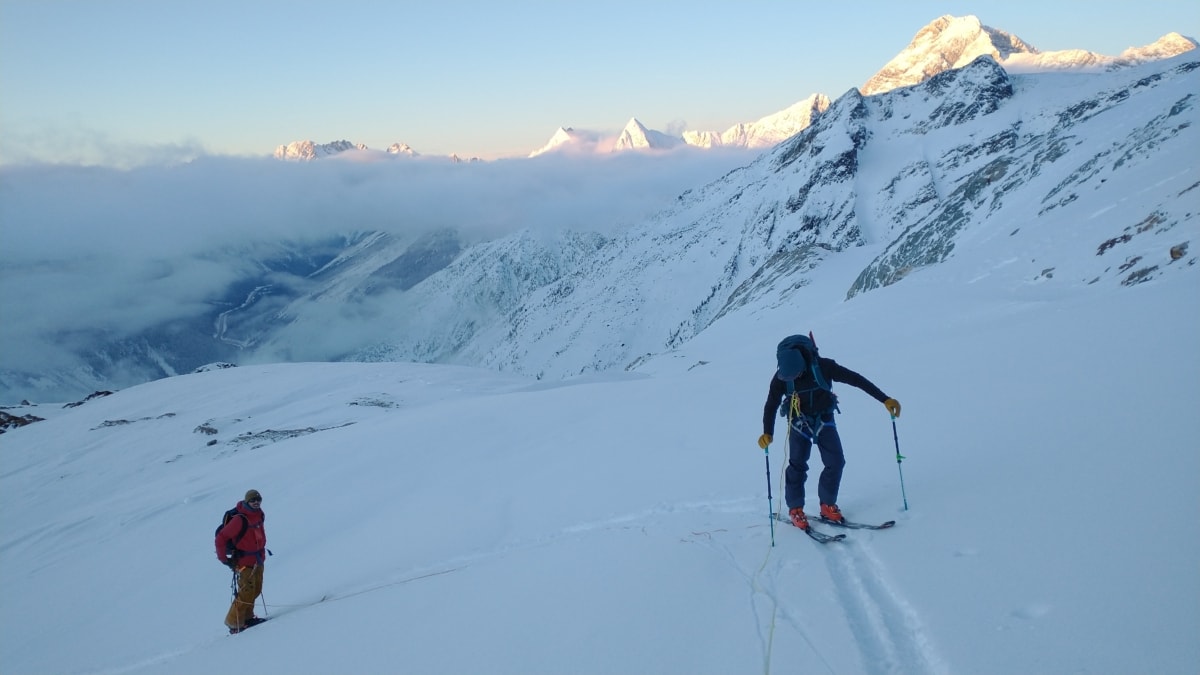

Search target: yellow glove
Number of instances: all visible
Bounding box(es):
[757,434,772,449]
[884,398,901,418]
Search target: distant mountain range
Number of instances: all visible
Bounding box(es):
[273,15,1196,161]
[272,139,473,162]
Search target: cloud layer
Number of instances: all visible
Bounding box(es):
[0,148,760,395]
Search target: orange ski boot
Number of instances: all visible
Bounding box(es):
[789,507,809,530]
[819,503,844,524]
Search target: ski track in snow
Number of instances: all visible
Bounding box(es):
[529,502,951,675]
[826,540,949,675]
[557,499,950,675]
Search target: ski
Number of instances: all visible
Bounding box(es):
[773,514,846,543]
[817,517,896,530]
[804,526,847,544]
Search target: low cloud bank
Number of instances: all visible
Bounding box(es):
[0,147,760,397]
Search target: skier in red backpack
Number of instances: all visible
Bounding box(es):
[215,489,268,633]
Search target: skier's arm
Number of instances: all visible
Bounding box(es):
[761,375,786,436]
[824,359,889,403]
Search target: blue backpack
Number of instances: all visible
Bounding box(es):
[776,334,835,418]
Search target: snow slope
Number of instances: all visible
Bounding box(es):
[1,228,1197,674]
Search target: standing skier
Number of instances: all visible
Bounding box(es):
[215,489,268,634]
[757,335,900,530]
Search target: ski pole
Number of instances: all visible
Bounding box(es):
[891,417,909,511]
[763,443,776,546]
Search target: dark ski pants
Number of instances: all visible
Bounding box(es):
[785,417,846,510]
[225,564,264,629]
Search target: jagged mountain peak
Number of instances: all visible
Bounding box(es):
[861,15,1036,96]
[865,15,1197,93]
[528,126,612,157]
[612,117,682,152]
[270,139,476,162]
[1119,32,1199,63]
[273,139,368,161]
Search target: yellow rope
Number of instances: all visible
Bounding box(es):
[769,393,837,675]
[775,394,798,521]
[753,539,777,675]
[756,395,800,674]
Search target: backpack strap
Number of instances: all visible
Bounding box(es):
[233,513,249,543]
[226,513,250,557]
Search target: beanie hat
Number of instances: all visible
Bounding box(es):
[245,489,262,502]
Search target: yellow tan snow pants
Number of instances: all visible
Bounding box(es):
[224,564,264,629]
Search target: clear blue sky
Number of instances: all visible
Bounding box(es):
[1,0,1196,165]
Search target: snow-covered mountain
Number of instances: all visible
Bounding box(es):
[860,14,1038,95]
[526,96,833,156]
[527,117,687,156]
[612,117,685,151]
[273,139,457,161]
[386,142,417,156]
[682,94,832,149]
[862,14,1197,95]
[272,139,368,161]
[528,126,613,157]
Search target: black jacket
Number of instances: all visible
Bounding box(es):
[762,357,889,436]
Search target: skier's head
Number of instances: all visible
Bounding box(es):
[244,489,262,505]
